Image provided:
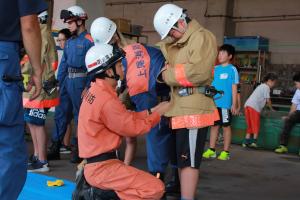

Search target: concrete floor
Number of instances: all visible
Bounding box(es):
[26,116,300,200]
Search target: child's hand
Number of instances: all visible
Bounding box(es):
[231,105,238,115]
[152,101,171,116]
[236,106,241,115]
[281,116,288,120]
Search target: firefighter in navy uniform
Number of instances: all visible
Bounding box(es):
[47,5,94,163]
[0,0,47,199]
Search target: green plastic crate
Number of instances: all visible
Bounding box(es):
[231,113,300,153]
[231,116,247,144]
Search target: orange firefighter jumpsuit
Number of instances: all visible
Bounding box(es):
[78,79,165,200]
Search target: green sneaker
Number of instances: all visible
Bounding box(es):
[242,143,249,148]
[218,151,230,160]
[202,148,216,159]
[249,143,258,149]
[274,145,288,153]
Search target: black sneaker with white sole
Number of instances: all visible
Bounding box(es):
[27,160,50,172]
[60,145,72,154]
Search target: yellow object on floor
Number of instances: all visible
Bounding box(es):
[47,179,64,187]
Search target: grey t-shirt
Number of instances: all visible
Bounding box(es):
[244,83,270,112]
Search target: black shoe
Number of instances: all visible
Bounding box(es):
[60,144,72,154]
[70,139,82,163]
[72,169,120,200]
[47,141,61,160]
[70,152,82,163]
[165,168,181,196]
[165,180,181,196]
[28,154,38,165]
[91,187,120,200]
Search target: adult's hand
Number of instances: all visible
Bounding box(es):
[27,69,43,100]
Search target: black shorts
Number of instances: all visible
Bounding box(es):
[170,128,208,169]
[214,107,232,127]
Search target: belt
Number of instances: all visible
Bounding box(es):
[195,86,207,94]
[157,95,170,102]
[86,151,118,164]
[177,86,207,97]
[177,86,224,98]
[2,75,23,82]
[0,41,19,50]
[68,72,87,78]
[68,67,86,73]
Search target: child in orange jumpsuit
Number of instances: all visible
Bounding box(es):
[78,44,170,200]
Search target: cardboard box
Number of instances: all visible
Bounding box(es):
[131,24,143,35]
[112,18,131,33]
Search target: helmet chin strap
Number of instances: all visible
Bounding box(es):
[172,13,188,34]
[70,19,83,36]
[108,65,120,81]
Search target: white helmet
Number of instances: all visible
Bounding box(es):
[60,5,88,22]
[38,10,48,19]
[90,17,117,44]
[85,44,125,75]
[153,4,183,40]
[38,10,48,23]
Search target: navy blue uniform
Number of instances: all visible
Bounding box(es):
[123,44,172,173]
[52,31,93,142]
[0,1,47,199]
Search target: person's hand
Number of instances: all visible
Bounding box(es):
[281,116,288,120]
[26,69,43,100]
[151,101,171,116]
[236,106,241,115]
[231,105,238,116]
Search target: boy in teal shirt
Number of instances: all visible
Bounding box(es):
[203,44,239,160]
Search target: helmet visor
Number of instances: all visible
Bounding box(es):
[60,9,76,22]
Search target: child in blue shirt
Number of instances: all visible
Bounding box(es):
[203,44,239,160]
